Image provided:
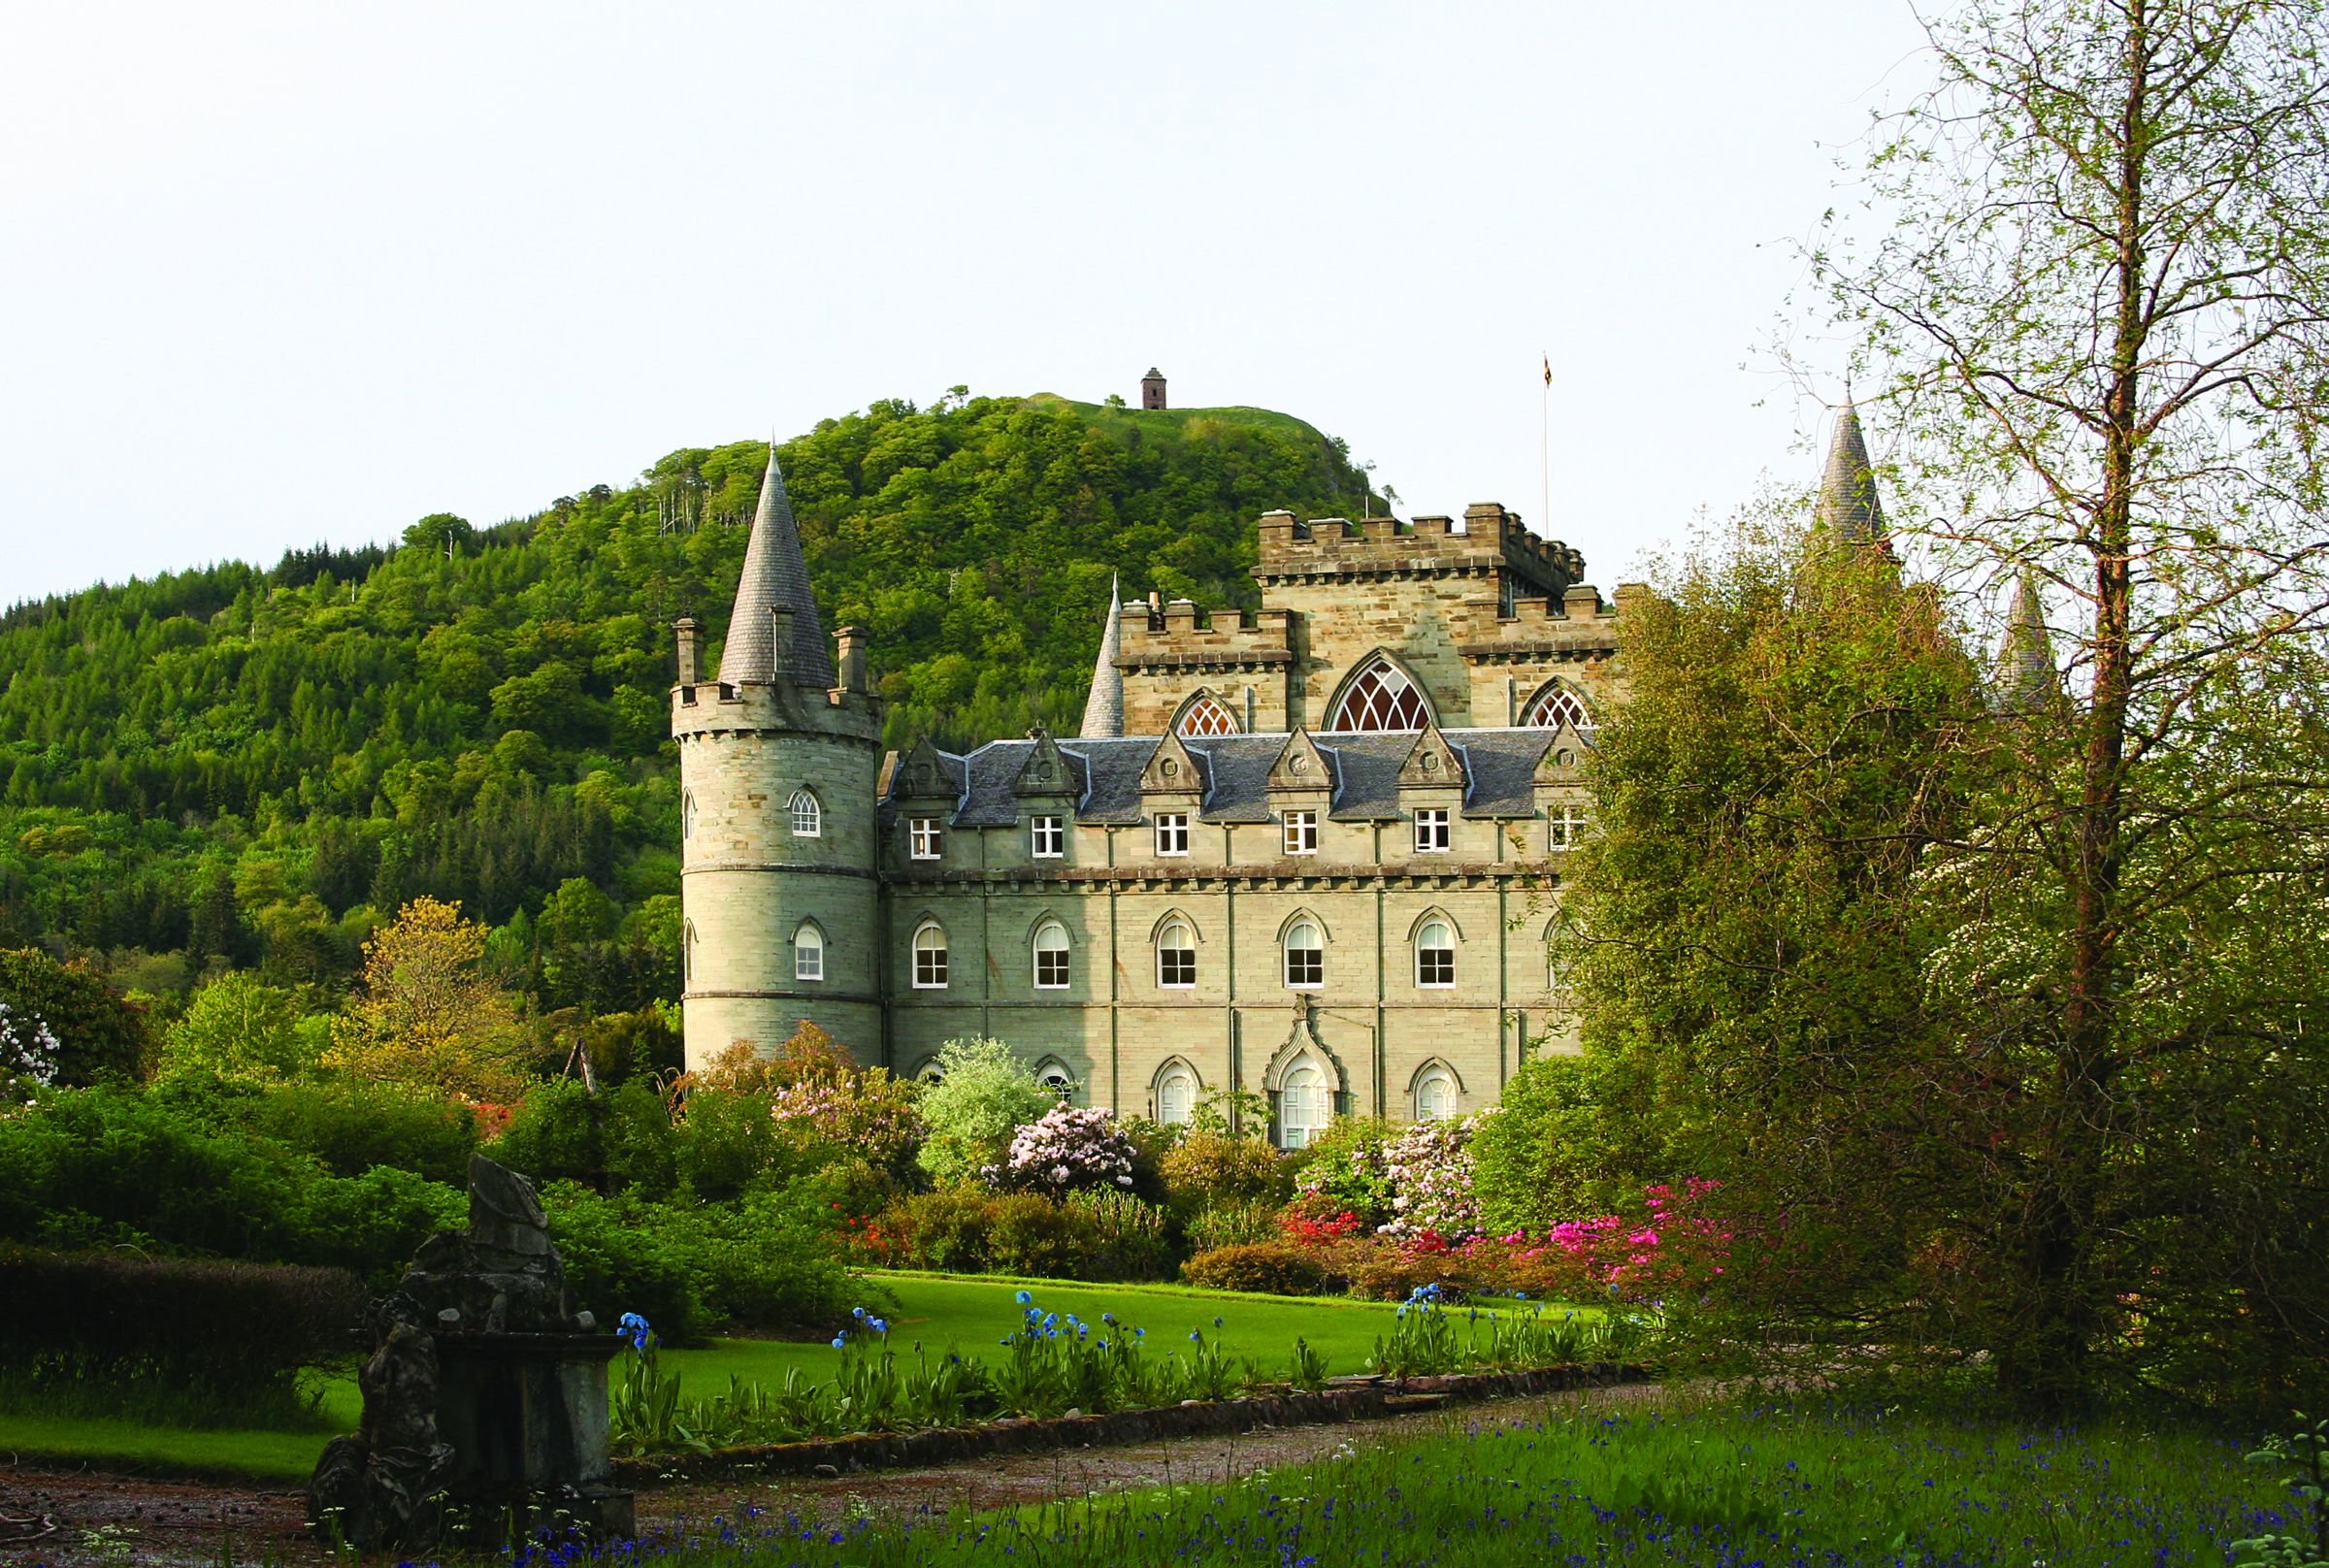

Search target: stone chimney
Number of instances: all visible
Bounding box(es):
[835,625,870,694]
[673,617,703,686]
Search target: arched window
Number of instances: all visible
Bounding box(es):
[1329,656,1430,732]
[683,920,696,985]
[1156,918,1197,989]
[1279,1060,1330,1149]
[1036,1060,1075,1100]
[912,921,949,989]
[789,789,822,837]
[1175,693,1240,736]
[912,1058,945,1086]
[1283,918,1324,990]
[1523,683,1596,733]
[793,922,824,983]
[682,793,696,841]
[1415,918,1456,988]
[1414,1064,1458,1122]
[1155,1061,1198,1125]
[1033,921,1070,990]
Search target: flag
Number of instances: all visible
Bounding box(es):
[1541,353,1552,387]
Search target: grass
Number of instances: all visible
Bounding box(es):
[660,1271,1411,1393]
[613,1400,2300,1566]
[0,1272,1415,1482]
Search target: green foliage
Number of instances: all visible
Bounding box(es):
[1287,1116,1396,1227]
[0,396,1372,1015]
[878,1189,1103,1279]
[2236,1414,2329,1568]
[914,1036,1055,1187]
[488,1077,678,1196]
[240,1078,476,1184]
[0,948,149,1084]
[1180,1242,1329,1296]
[155,971,318,1085]
[1469,1053,1659,1234]
[1159,1129,1294,1213]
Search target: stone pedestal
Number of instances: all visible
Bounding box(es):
[431,1331,634,1546]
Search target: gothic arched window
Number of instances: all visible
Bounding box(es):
[1033,920,1070,990]
[1155,1060,1197,1125]
[1156,918,1197,989]
[1283,918,1324,990]
[1175,693,1240,736]
[793,921,825,983]
[1279,1059,1330,1149]
[912,921,949,990]
[1522,683,1596,734]
[1415,917,1456,988]
[1329,656,1430,732]
[1414,1064,1458,1121]
[789,789,823,837]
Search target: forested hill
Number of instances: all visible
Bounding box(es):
[0,390,1380,1012]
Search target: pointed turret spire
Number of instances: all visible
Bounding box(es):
[1993,569,2058,712]
[1815,398,1887,546]
[1079,574,1125,738]
[718,444,833,687]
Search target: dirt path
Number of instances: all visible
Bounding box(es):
[1,1383,1665,1567]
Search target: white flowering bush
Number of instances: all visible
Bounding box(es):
[0,1000,61,1106]
[987,1103,1137,1197]
[1376,1115,1486,1244]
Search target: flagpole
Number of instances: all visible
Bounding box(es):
[1539,352,1552,534]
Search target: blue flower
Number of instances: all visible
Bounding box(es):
[1134,1326,1144,1338]
[852,1306,868,1320]
[831,1335,847,1350]
[1015,1289,1033,1304]
[869,1317,890,1334]
[1190,1329,1201,1342]
[1212,1316,1224,1327]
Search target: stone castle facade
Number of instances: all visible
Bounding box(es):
[672,395,1892,1145]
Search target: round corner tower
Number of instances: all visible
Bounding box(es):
[672,446,883,1072]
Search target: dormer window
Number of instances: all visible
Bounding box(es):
[1154,813,1190,857]
[1283,810,1317,856]
[1550,805,1589,850]
[1414,808,1451,854]
[909,817,942,860]
[1032,815,1065,858]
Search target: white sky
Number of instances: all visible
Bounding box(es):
[0,2,1934,606]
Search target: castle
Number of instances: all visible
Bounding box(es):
[672,386,1892,1145]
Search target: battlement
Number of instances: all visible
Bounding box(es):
[670,678,883,743]
[1449,580,1645,663]
[1255,504,1585,599]
[1117,600,1296,671]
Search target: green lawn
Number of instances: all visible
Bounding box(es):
[0,1272,1413,1482]
[661,1271,1408,1393]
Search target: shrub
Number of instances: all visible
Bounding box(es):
[872,1189,1112,1280]
[490,1077,677,1195]
[0,998,61,1102]
[1289,1117,1395,1227]
[0,949,149,1085]
[0,1249,363,1425]
[1160,1130,1292,1212]
[767,1066,924,1189]
[986,1192,1099,1278]
[243,1078,476,1183]
[990,1103,1137,1195]
[916,1037,1055,1187]
[1063,1188,1175,1281]
[1377,1116,1485,1243]
[1180,1241,1329,1296]
[155,973,317,1085]
[1467,1055,1652,1233]
[888,1189,1000,1272]
[1187,1199,1285,1252]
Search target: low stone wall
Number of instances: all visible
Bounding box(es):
[613,1362,1651,1486]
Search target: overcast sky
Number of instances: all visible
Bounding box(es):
[1,2,1934,607]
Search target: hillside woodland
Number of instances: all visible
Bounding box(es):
[0,391,1380,1017]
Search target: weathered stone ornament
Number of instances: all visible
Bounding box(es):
[307,1155,633,1551]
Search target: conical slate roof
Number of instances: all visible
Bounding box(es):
[1993,569,2057,711]
[718,445,833,686]
[1815,400,1886,545]
[1079,575,1125,738]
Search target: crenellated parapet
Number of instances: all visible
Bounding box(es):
[1118,601,1296,673]
[1450,581,1643,666]
[1256,504,1585,601]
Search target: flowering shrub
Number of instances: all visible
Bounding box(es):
[1456,1179,1730,1303]
[987,1103,1137,1196]
[767,1066,925,1175]
[1289,1120,1395,1228]
[1377,1116,1485,1243]
[1283,1208,1365,1246]
[0,1000,60,1106]
[916,1037,1057,1187]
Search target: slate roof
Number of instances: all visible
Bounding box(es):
[718,446,835,686]
[1815,400,1886,546]
[1078,576,1124,738]
[908,728,1566,826]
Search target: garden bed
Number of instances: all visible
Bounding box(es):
[611,1361,1652,1485]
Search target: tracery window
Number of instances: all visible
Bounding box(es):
[789,789,822,837]
[1279,1061,1329,1149]
[1033,921,1070,990]
[1415,1065,1457,1122]
[1329,657,1430,732]
[1284,919,1324,990]
[1156,1062,1197,1126]
[912,921,949,989]
[1037,1061,1075,1099]
[1523,684,1596,733]
[1176,693,1240,736]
